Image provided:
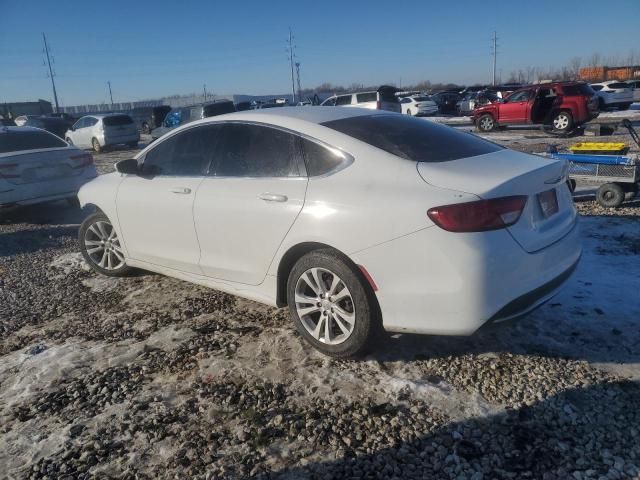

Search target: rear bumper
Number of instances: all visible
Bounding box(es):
[351,219,581,336]
[100,133,140,146]
[0,170,96,207]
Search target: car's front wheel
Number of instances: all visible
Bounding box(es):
[476,114,496,132]
[287,249,379,358]
[406,109,413,116]
[79,212,132,277]
[92,138,102,153]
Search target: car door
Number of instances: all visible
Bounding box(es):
[116,124,220,273]
[335,94,354,108]
[69,118,87,146]
[498,89,531,123]
[194,122,308,285]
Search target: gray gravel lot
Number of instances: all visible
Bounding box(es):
[1,128,639,479]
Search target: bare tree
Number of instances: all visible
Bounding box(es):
[568,57,582,80]
[588,53,602,68]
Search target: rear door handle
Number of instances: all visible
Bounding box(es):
[168,187,191,194]
[259,193,288,202]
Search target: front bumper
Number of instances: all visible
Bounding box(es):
[351,219,581,336]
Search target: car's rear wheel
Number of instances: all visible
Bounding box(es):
[287,249,379,358]
[406,109,412,116]
[476,114,495,132]
[598,98,606,111]
[552,111,573,132]
[79,212,132,277]
[65,137,73,145]
[92,137,102,153]
[596,183,625,208]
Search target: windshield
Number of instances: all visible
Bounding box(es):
[322,114,502,162]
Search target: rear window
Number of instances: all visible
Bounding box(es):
[203,102,236,117]
[607,82,630,89]
[321,114,502,162]
[0,131,67,154]
[413,96,430,101]
[356,92,377,103]
[563,84,596,95]
[103,115,134,126]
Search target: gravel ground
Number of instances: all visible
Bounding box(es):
[1,129,639,479]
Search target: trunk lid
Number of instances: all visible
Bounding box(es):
[418,149,577,252]
[0,149,89,185]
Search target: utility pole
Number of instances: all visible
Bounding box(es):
[287,28,296,104]
[107,81,114,106]
[203,84,207,102]
[42,33,59,113]
[491,31,498,86]
[295,62,302,102]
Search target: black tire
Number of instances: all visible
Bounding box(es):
[552,111,573,133]
[142,122,150,134]
[286,249,381,358]
[598,98,606,111]
[406,109,412,116]
[79,212,132,277]
[65,137,73,145]
[622,183,638,200]
[476,114,495,132]
[91,137,102,153]
[596,183,625,208]
[567,179,577,193]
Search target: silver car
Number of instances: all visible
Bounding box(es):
[65,113,139,153]
[320,86,401,113]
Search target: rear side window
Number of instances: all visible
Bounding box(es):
[103,115,133,126]
[0,131,67,153]
[300,138,349,176]
[607,82,630,89]
[322,114,502,162]
[335,95,352,106]
[564,84,596,95]
[356,92,377,103]
[213,124,300,177]
[142,125,222,176]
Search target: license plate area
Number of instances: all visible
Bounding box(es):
[538,188,559,218]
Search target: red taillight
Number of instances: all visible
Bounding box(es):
[427,196,528,233]
[0,163,19,178]
[70,153,94,169]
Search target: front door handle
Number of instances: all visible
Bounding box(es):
[168,187,191,194]
[259,193,288,202]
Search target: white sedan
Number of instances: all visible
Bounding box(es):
[399,95,439,116]
[0,126,96,208]
[78,107,581,357]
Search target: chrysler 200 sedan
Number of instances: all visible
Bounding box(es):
[77,107,581,357]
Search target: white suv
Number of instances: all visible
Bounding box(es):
[590,81,634,110]
[65,114,140,152]
[321,86,401,113]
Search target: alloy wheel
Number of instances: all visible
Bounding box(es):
[84,220,125,271]
[553,114,569,130]
[480,116,493,130]
[295,267,355,345]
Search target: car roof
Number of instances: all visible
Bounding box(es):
[0,126,47,133]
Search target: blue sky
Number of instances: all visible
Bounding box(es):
[1,0,639,106]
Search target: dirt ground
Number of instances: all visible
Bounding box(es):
[1,124,640,480]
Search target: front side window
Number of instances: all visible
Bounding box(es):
[335,95,353,106]
[86,118,98,127]
[73,118,86,129]
[505,90,531,103]
[213,124,300,177]
[321,97,337,106]
[141,125,221,176]
[322,114,502,163]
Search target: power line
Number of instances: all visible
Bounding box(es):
[42,33,60,113]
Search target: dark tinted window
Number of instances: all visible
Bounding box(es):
[103,115,133,126]
[322,97,337,106]
[213,124,300,177]
[564,84,595,95]
[608,82,630,89]
[0,131,67,153]
[335,95,352,106]
[356,92,377,103]
[505,90,531,102]
[203,102,236,117]
[142,125,221,176]
[300,138,348,176]
[322,114,503,162]
[86,118,98,127]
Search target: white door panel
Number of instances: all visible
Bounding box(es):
[116,175,204,273]
[194,177,307,284]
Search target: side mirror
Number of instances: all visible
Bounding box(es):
[115,158,139,175]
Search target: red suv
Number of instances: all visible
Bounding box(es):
[473,82,599,133]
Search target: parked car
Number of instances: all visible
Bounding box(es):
[130,105,172,134]
[430,92,462,114]
[456,91,499,116]
[474,82,599,133]
[0,117,16,127]
[49,112,77,130]
[65,114,140,152]
[14,115,69,139]
[459,85,489,95]
[320,86,401,113]
[625,80,640,102]
[151,100,236,140]
[78,107,580,358]
[590,81,634,110]
[0,126,97,208]
[399,95,438,116]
